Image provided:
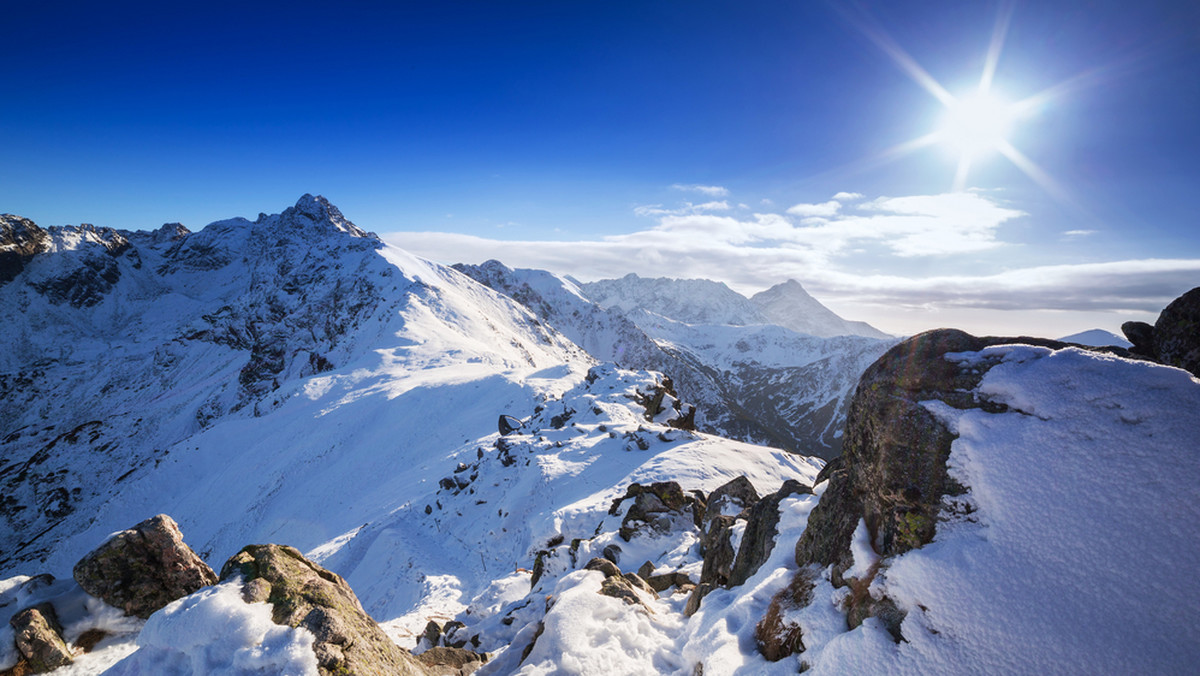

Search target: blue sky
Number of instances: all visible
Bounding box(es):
[5,1,1199,336]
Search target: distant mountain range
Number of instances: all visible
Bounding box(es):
[456,263,895,457]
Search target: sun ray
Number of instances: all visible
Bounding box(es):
[979,1,1015,94]
[952,156,972,192]
[836,6,955,106]
[996,141,1073,204]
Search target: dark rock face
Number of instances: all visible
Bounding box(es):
[220,544,430,676]
[0,215,51,284]
[728,480,811,587]
[9,603,73,673]
[701,476,759,530]
[73,514,217,619]
[1121,320,1155,357]
[1120,287,1200,378]
[698,516,738,587]
[760,329,1082,661]
[1153,287,1200,377]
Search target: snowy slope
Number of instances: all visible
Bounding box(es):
[0,195,591,572]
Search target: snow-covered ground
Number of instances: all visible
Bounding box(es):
[790,345,1200,674]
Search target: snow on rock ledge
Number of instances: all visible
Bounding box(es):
[758,328,1200,674]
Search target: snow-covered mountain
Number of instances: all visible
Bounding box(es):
[1058,328,1133,348]
[750,279,891,339]
[456,262,895,458]
[0,195,594,573]
[4,197,1196,675]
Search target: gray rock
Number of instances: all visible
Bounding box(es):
[698,516,738,587]
[73,514,217,619]
[583,557,621,578]
[1153,287,1200,377]
[728,480,811,587]
[220,544,430,676]
[415,646,487,675]
[760,328,1081,661]
[684,582,717,617]
[622,572,657,595]
[598,576,649,610]
[702,476,760,529]
[1122,320,1155,357]
[9,603,73,673]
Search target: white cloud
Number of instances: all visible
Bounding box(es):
[1064,229,1097,237]
[832,191,864,201]
[382,191,1198,333]
[671,183,730,197]
[785,200,842,217]
[634,201,730,217]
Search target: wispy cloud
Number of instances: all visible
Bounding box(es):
[1063,229,1096,237]
[634,201,730,217]
[671,183,729,197]
[384,191,1198,329]
[832,191,864,201]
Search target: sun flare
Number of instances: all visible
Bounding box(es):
[938,91,1016,160]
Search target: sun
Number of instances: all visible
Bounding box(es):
[937,91,1017,161]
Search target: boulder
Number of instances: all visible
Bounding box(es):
[1121,320,1155,357]
[220,544,429,676]
[73,514,217,619]
[415,646,487,675]
[583,557,621,579]
[8,603,73,673]
[616,481,699,541]
[1153,287,1200,377]
[598,576,650,610]
[701,476,759,530]
[728,480,811,587]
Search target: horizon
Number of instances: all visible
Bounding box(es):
[6,1,1198,338]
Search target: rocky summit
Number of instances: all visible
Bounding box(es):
[1,197,1197,675]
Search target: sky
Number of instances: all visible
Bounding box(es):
[5,0,1199,337]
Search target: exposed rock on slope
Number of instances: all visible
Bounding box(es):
[756,324,1200,672]
[220,544,431,676]
[73,514,217,619]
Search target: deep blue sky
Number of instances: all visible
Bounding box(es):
[5,1,1199,334]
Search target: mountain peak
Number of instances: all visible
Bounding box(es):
[751,280,889,339]
[282,194,376,240]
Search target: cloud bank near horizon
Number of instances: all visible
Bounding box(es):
[384,190,1200,324]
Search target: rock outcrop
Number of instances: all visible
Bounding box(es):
[0,215,51,284]
[73,514,217,619]
[757,329,1080,660]
[1121,286,1200,378]
[8,603,73,673]
[219,544,430,676]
